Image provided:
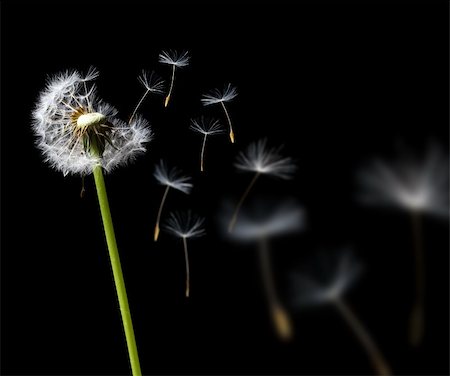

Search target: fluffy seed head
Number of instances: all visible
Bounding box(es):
[138,70,165,94]
[189,117,225,136]
[158,50,190,67]
[163,211,206,239]
[235,139,296,179]
[153,159,193,194]
[357,144,449,217]
[290,249,362,307]
[201,83,238,106]
[32,68,152,176]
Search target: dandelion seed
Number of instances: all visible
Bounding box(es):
[32,68,145,375]
[129,70,165,124]
[32,68,152,176]
[201,83,237,143]
[357,144,449,346]
[229,139,296,232]
[226,198,305,341]
[158,50,190,107]
[290,249,391,376]
[163,211,206,297]
[153,160,193,241]
[189,117,225,172]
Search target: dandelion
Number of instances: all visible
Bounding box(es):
[291,250,391,376]
[189,117,225,172]
[357,144,449,346]
[228,139,296,232]
[32,68,148,376]
[163,211,206,297]
[226,198,305,341]
[158,50,190,107]
[153,160,193,241]
[201,83,237,143]
[129,70,165,123]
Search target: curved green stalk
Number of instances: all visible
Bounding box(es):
[93,164,142,376]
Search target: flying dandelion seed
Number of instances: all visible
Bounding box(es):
[129,70,165,124]
[291,249,392,376]
[158,50,190,107]
[32,67,148,376]
[357,144,449,346]
[153,160,193,241]
[228,139,296,232]
[189,117,225,172]
[225,198,305,341]
[163,211,206,297]
[201,83,237,143]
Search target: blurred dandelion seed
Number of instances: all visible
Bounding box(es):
[228,139,296,232]
[163,211,206,297]
[32,68,146,375]
[158,50,190,107]
[357,144,449,346]
[201,83,237,143]
[129,71,165,124]
[153,160,193,241]
[227,199,305,341]
[189,117,225,172]
[291,250,391,376]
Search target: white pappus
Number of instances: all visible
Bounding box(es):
[32,67,152,176]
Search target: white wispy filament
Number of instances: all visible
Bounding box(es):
[201,83,238,143]
[32,68,152,176]
[163,211,206,297]
[357,145,449,217]
[153,160,193,241]
[158,49,190,107]
[189,117,225,172]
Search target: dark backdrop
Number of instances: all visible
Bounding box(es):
[2,2,448,375]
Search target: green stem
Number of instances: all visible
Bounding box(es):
[93,164,142,376]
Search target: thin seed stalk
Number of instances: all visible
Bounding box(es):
[228,172,260,232]
[409,210,425,346]
[154,185,170,241]
[92,164,142,376]
[182,237,190,297]
[259,237,293,341]
[221,101,234,143]
[335,298,391,376]
[164,65,176,108]
[129,90,150,124]
[200,135,207,172]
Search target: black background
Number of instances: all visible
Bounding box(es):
[2,2,448,375]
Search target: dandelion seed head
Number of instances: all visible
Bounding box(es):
[153,160,193,194]
[225,198,305,241]
[32,68,152,176]
[234,139,296,179]
[158,50,190,68]
[290,249,362,308]
[357,144,449,217]
[189,117,225,136]
[163,211,206,239]
[201,83,238,106]
[138,70,165,94]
